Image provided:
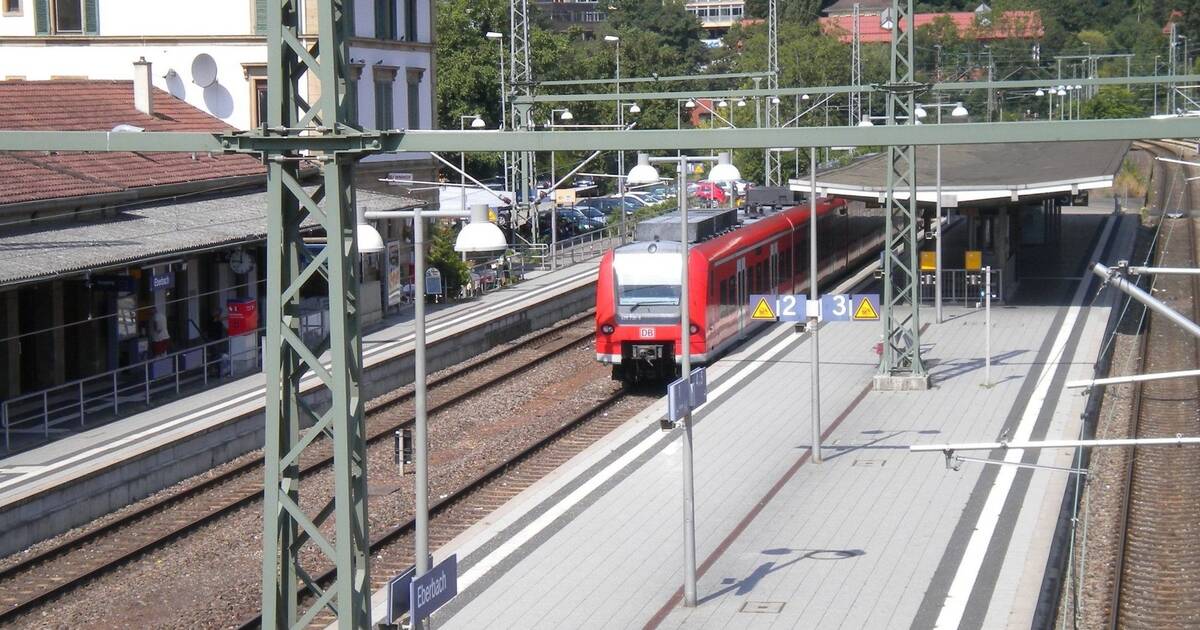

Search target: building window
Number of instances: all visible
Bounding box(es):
[251,78,268,128]
[403,0,417,40]
[406,69,423,129]
[3,0,22,17]
[54,0,82,32]
[35,0,96,34]
[374,66,397,130]
[375,0,395,40]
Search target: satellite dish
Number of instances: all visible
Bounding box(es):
[191,53,218,88]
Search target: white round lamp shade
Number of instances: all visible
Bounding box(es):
[455,204,507,253]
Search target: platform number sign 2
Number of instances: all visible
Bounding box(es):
[749,294,806,322]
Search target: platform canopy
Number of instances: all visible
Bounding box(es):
[0,188,420,288]
[789,140,1130,207]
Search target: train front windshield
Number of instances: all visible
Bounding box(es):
[612,244,682,325]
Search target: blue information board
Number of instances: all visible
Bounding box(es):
[386,554,433,624]
[689,367,707,407]
[410,555,458,620]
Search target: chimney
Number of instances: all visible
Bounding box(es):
[133,57,153,116]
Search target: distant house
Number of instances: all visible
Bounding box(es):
[819,1,1043,44]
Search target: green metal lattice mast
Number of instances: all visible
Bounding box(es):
[259,0,374,626]
[875,0,929,390]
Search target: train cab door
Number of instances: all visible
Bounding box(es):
[736,257,748,338]
[769,242,780,292]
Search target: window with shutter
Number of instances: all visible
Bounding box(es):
[374,0,394,40]
[33,0,48,32]
[82,0,96,33]
[254,0,267,35]
[403,0,416,41]
[374,81,394,130]
[406,69,423,129]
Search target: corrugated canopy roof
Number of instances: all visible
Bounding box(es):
[0,189,423,287]
[789,141,1129,206]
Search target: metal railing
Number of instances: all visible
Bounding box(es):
[919,268,1004,305]
[1,331,264,451]
[549,223,631,268]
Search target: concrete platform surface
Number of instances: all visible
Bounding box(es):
[365,209,1134,629]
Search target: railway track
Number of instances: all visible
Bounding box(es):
[1110,142,1200,627]
[0,312,597,624]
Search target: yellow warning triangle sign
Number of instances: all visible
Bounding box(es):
[751,297,777,320]
[853,296,879,321]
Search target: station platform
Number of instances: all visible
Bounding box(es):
[0,259,601,558]
[376,205,1136,629]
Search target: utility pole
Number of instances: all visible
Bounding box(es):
[510,0,536,241]
[849,3,863,127]
[876,0,929,390]
[986,46,994,122]
[1170,22,1178,113]
[764,0,781,186]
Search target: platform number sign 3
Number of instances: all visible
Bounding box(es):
[827,295,852,320]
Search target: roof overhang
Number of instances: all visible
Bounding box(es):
[789,140,1128,208]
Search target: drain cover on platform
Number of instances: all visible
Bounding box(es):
[739,601,785,614]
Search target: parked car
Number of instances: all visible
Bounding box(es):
[575,205,607,223]
[694,181,728,203]
[558,207,605,232]
[628,190,669,204]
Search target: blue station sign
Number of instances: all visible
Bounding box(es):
[410,554,458,621]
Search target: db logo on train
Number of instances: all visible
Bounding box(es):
[639,327,655,338]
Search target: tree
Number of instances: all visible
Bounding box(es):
[427,222,471,298]
[1082,86,1144,118]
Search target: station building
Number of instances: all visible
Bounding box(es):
[0,78,420,416]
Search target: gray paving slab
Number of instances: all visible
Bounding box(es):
[419,211,1131,630]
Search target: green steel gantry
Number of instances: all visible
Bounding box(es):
[3,0,1200,624]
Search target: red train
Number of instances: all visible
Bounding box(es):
[595,198,884,382]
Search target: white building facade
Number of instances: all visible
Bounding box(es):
[0,0,436,138]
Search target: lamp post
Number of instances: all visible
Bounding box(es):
[358,206,505,630]
[628,151,738,608]
[915,101,967,324]
[458,115,486,219]
[485,32,510,193]
[546,108,574,265]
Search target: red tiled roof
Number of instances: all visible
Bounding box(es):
[0,80,264,206]
[1163,10,1182,34]
[820,10,1043,43]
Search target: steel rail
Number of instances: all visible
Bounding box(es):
[0,313,595,624]
[1110,144,1200,629]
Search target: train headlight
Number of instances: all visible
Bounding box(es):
[601,324,615,334]
[689,324,700,335]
